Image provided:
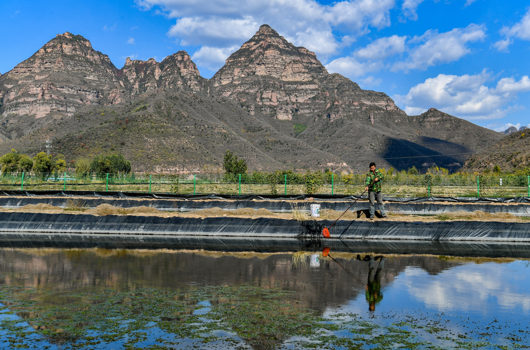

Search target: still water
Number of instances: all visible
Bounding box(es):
[0,247,529,349]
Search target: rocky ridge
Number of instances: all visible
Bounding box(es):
[464,129,530,173]
[120,52,206,95]
[0,27,504,172]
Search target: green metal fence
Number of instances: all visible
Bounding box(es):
[0,172,529,198]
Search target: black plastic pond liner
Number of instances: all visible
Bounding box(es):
[0,212,529,242]
[1,197,530,216]
[0,234,529,258]
[2,190,530,203]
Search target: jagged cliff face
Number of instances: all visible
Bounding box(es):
[0,32,126,120]
[211,24,403,122]
[0,26,503,172]
[120,51,206,95]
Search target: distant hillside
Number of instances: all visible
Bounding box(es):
[0,26,503,173]
[463,129,530,173]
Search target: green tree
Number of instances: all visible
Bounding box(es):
[33,152,54,177]
[90,154,132,175]
[407,166,419,175]
[54,154,67,173]
[75,158,92,177]
[223,150,247,175]
[493,165,502,174]
[0,149,21,174]
[18,155,34,173]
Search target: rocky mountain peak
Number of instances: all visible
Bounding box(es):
[0,31,126,131]
[119,51,205,95]
[211,24,327,86]
[504,126,518,134]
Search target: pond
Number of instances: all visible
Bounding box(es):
[0,247,529,349]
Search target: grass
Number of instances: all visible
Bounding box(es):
[64,198,88,212]
[290,202,309,221]
[293,123,307,134]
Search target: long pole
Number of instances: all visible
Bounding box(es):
[284,174,287,195]
[106,173,109,192]
[477,176,480,198]
[193,174,196,195]
[331,174,334,195]
[149,175,152,193]
[528,175,529,197]
[238,174,241,195]
[21,172,24,191]
[63,172,66,191]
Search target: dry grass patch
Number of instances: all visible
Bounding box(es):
[64,198,88,212]
[191,207,276,218]
[436,211,518,221]
[16,203,62,211]
[290,202,309,221]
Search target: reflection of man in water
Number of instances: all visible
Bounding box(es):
[365,256,385,311]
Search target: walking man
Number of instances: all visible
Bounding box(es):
[364,162,386,220]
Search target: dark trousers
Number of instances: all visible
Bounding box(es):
[369,191,386,217]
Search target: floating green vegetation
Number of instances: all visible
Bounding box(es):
[0,284,526,349]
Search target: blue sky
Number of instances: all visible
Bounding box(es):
[1,0,529,131]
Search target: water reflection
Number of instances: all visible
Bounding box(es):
[366,256,385,312]
[0,248,529,349]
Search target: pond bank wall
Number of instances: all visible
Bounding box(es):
[1,197,530,216]
[0,212,529,243]
[1,234,530,258]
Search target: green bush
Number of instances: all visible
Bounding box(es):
[223,150,247,175]
[0,149,33,174]
[304,170,323,195]
[90,153,132,177]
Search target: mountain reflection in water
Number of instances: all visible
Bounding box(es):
[0,248,529,349]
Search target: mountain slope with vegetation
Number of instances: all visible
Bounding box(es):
[463,129,530,174]
[0,26,503,173]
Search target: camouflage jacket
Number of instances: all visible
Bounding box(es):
[365,169,384,192]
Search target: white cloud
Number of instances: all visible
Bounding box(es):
[355,35,406,60]
[326,56,383,77]
[135,0,397,60]
[360,76,382,87]
[493,38,511,52]
[392,24,486,72]
[464,0,479,7]
[495,8,530,51]
[191,45,239,70]
[401,0,425,21]
[395,70,530,119]
[127,37,136,45]
[325,34,405,78]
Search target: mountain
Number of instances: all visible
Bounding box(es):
[0,32,128,141]
[504,126,518,135]
[463,129,530,173]
[0,27,504,172]
[120,52,207,96]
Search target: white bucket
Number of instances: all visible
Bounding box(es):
[310,254,320,268]
[310,204,320,217]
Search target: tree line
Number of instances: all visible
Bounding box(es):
[0,149,131,177]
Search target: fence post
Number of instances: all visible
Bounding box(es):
[284,174,287,195]
[331,173,334,195]
[477,175,480,198]
[63,172,66,191]
[149,175,152,194]
[106,173,109,192]
[21,172,25,191]
[193,175,196,195]
[238,174,241,195]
